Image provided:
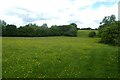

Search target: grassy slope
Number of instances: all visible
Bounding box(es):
[2,30,118,78]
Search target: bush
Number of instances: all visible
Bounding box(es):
[88,31,96,37]
[99,22,120,46]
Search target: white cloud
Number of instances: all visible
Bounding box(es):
[77,3,118,28]
[0,0,118,28]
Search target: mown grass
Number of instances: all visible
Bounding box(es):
[2,30,118,78]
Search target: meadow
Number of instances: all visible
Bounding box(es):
[2,30,118,78]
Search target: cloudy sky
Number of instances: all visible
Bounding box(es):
[0,0,119,28]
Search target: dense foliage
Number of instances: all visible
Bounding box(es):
[1,21,77,37]
[0,20,6,36]
[88,31,96,37]
[98,15,120,46]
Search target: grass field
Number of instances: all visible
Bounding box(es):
[2,30,118,78]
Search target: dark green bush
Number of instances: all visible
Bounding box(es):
[97,15,120,46]
[99,22,120,46]
[88,31,96,37]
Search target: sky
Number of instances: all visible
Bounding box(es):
[0,0,119,28]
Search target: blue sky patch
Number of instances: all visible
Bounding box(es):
[92,2,115,9]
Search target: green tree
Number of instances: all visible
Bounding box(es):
[50,25,61,36]
[41,23,48,28]
[100,14,116,26]
[18,25,35,37]
[0,20,7,36]
[70,23,77,29]
[100,21,120,46]
[98,14,116,37]
[66,25,77,37]
[3,24,17,36]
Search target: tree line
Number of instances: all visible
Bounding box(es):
[80,27,98,30]
[0,20,77,37]
[1,14,119,46]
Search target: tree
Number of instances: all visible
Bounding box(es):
[80,27,91,30]
[0,20,7,27]
[35,27,43,37]
[70,23,77,29]
[40,27,50,37]
[110,14,116,23]
[27,23,38,27]
[0,20,7,36]
[100,21,120,46]
[50,25,61,36]
[66,25,77,37]
[18,25,35,37]
[98,14,119,46]
[41,23,48,28]
[100,14,116,26]
[3,24,17,37]
[98,14,116,37]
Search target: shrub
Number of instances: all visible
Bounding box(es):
[88,31,96,37]
[99,22,120,46]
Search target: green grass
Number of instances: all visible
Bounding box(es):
[2,30,118,78]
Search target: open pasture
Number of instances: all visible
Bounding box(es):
[2,30,118,78]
